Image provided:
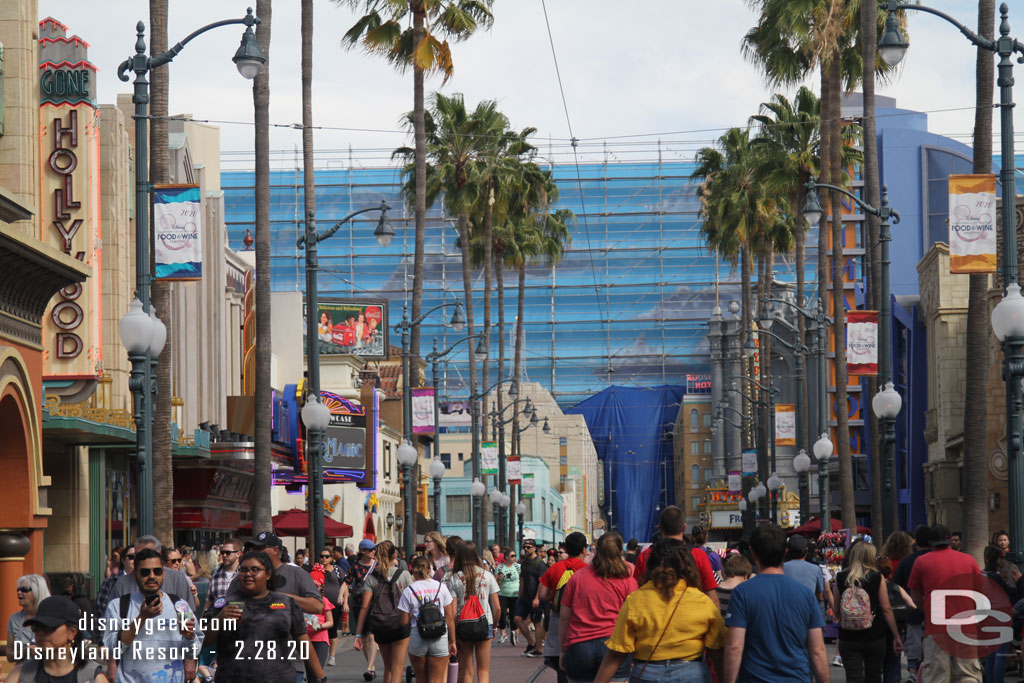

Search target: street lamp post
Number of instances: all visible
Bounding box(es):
[880,0,1024,557]
[469,376,518,546]
[116,8,264,537]
[814,432,834,533]
[430,456,446,533]
[490,399,536,547]
[793,448,811,523]
[804,179,901,539]
[396,439,418,553]
[516,501,526,547]
[734,373,779,522]
[471,478,486,543]
[297,201,393,555]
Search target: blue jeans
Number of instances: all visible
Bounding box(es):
[563,638,631,682]
[628,659,709,683]
[984,641,1011,682]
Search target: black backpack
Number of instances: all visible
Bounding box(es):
[887,579,908,625]
[416,581,447,640]
[369,569,410,641]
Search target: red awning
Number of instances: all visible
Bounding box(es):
[789,516,872,537]
[239,508,353,538]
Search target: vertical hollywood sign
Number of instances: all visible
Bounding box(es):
[49,109,84,358]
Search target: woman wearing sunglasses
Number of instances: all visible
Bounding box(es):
[6,596,108,683]
[205,551,327,683]
[319,549,344,667]
[7,574,50,663]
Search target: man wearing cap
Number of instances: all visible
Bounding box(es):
[908,524,983,683]
[783,536,827,612]
[232,532,323,615]
[103,548,202,683]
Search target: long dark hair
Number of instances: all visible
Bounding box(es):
[644,539,698,601]
[592,533,630,579]
[453,542,483,597]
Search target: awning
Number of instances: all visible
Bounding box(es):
[239,508,353,538]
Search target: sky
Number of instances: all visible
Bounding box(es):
[40,0,1017,171]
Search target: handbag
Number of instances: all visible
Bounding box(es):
[634,586,687,680]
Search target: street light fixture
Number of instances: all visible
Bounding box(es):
[813,432,834,533]
[396,439,418,551]
[516,501,527,546]
[116,8,263,536]
[880,0,1024,553]
[542,417,551,434]
[805,178,901,539]
[373,211,396,248]
[429,456,445,532]
[739,499,748,512]
[793,448,811,522]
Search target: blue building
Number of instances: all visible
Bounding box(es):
[432,457,564,546]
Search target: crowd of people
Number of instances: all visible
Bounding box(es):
[3,512,1022,682]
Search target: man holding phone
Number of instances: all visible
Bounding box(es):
[103,548,203,682]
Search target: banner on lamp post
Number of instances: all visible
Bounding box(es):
[411,388,435,434]
[775,404,796,446]
[481,442,498,475]
[507,456,521,485]
[741,450,757,477]
[522,473,535,498]
[153,184,202,280]
[728,471,741,493]
[847,310,879,376]
[948,173,997,273]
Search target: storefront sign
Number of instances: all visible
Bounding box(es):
[39,99,101,379]
[153,184,202,280]
[481,442,498,475]
[710,510,744,529]
[775,404,796,447]
[847,310,879,376]
[949,173,997,273]
[320,391,366,471]
[307,298,388,358]
[412,387,435,434]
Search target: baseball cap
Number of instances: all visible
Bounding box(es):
[24,596,80,629]
[930,524,953,547]
[252,531,284,549]
[358,539,376,552]
[787,535,808,553]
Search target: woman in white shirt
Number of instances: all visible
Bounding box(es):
[399,556,457,683]
[445,543,501,683]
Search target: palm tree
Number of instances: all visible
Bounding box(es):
[252,0,273,532]
[149,0,173,544]
[962,1,995,561]
[300,0,316,546]
[339,0,494,360]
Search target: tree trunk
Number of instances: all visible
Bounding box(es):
[861,0,884,546]
[410,2,427,360]
[456,211,479,538]
[301,0,316,550]
[149,0,173,546]
[496,249,510,542]
[963,0,995,562]
[828,55,856,530]
[741,245,752,449]
[482,192,493,440]
[794,186,811,451]
[252,0,273,532]
[513,260,526,539]
[817,61,832,521]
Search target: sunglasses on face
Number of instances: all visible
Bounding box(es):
[137,567,164,578]
[238,566,266,575]
[220,550,239,556]
[125,554,136,561]
[30,623,57,634]
[167,558,182,564]
[320,555,331,559]
[16,587,31,593]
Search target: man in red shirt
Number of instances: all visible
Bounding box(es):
[633,506,720,607]
[908,524,983,683]
[537,532,588,683]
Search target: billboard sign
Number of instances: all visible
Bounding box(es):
[439,401,472,427]
[320,391,366,471]
[307,298,388,358]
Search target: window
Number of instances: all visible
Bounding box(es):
[704,468,713,482]
[690,442,699,456]
[559,436,567,448]
[702,412,712,428]
[440,452,451,469]
[691,464,700,489]
[384,442,392,478]
[550,503,556,525]
[692,496,701,510]
[446,495,471,523]
[458,452,464,461]
[690,409,699,431]
[523,503,533,522]
[542,498,548,524]
[703,439,712,455]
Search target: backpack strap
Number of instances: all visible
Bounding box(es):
[119,593,132,620]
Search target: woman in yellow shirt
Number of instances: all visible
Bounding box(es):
[595,539,724,682]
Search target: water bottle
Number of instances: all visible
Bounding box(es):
[447,654,459,683]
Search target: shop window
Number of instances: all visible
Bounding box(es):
[446,495,471,523]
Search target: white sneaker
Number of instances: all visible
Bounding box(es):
[327,656,336,667]
[498,634,508,644]
[832,655,843,667]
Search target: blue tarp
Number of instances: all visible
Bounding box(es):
[567,385,683,541]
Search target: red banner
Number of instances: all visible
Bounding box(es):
[847,310,878,376]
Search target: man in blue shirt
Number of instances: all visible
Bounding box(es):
[723,525,829,683]
[782,535,827,611]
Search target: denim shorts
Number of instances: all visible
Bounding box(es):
[564,638,631,682]
[628,658,709,683]
[408,627,449,658]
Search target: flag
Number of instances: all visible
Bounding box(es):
[411,388,435,434]
[775,404,796,447]
[949,174,997,273]
[523,473,535,499]
[847,310,879,376]
[728,471,741,493]
[481,442,498,475]
[507,456,521,485]
[153,184,202,280]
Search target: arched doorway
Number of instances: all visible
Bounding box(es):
[0,390,33,525]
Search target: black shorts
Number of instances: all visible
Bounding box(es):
[514,597,543,623]
[327,602,342,638]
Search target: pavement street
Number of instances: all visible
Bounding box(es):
[321,636,852,682]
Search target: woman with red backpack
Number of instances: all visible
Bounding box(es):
[445,543,501,683]
[832,540,903,683]
[354,541,413,683]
